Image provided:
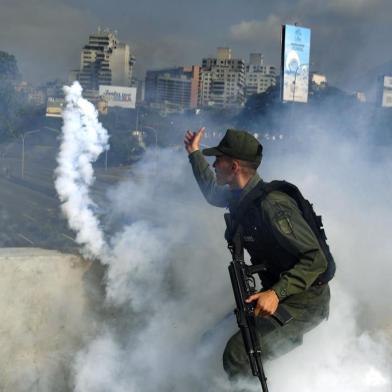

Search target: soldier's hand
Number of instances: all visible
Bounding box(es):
[245,290,279,318]
[184,127,205,154]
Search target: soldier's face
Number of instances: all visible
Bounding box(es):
[213,156,236,185]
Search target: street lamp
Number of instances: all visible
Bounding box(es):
[135,106,139,130]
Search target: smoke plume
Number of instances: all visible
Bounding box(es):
[55,81,109,259]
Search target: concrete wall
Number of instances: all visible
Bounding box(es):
[0,248,96,392]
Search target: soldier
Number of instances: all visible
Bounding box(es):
[184,127,332,380]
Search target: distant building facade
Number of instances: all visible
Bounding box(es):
[76,29,135,99]
[199,48,245,108]
[245,53,277,97]
[378,75,392,108]
[132,77,145,104]
[15,81,46,107]
[145,66,200,112]
[311,72,327,89]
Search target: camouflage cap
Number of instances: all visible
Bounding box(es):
[202,129,263,164]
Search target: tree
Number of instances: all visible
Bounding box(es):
[0,51,20,81]
[235,85,290,133]
[0,51,34,142]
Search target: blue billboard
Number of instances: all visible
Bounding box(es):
[281,25,311,103]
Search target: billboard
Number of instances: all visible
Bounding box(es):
[46,97,64,118]
[99,85,137,109]
[281,25,311,103]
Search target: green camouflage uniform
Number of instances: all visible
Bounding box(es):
[188,150,330,378]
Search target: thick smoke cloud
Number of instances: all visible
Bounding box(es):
[71,148,233,391]
[55,83,391,391]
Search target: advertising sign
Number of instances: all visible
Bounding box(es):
[46,97,64,118]
[281,25,311,103]
[99,85,137,109]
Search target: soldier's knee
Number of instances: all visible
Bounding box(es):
[222,332,249,378]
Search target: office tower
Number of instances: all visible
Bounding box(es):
[78,28,135,98]
[199,48,245,108]
[245,53,277,97]
[145,66,200,112]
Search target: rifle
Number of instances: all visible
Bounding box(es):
[225,213,292,392]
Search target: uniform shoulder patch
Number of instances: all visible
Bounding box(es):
[273,206,294,235]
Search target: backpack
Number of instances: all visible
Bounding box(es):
[231,180,336,284]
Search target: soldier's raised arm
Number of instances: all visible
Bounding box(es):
[185,127,230,207]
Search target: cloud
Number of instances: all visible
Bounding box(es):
[0,0,98,83]
[230,15,282,43]
[133,34,204,76]
[325,0,384,16]
[1,0,392,92]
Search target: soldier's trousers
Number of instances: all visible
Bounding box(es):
[223,284,331,378]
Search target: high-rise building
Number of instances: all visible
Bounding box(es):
[77,29,135,98]
[245,53,277,97]
[132,77,145,104]
[145,66,200,112]
[199,48,245,108]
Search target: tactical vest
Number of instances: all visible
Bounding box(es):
[227,180,336,289]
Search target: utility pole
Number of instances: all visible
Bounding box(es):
[135,106,139,130]
[21,134,25,178]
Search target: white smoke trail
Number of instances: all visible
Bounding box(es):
[55,81,109,259]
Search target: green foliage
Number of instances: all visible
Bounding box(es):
[107,131,142,165]
[0,51,40,142]
[0,51,20,81]
[236,85,289,131]
[0,84,39,141]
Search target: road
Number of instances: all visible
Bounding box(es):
[0,130,130,252]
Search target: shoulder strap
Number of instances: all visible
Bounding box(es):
[232,180,294,219]
[231,181,266,219]
[225,182,266,244]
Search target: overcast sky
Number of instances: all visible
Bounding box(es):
[1,0,392,90]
